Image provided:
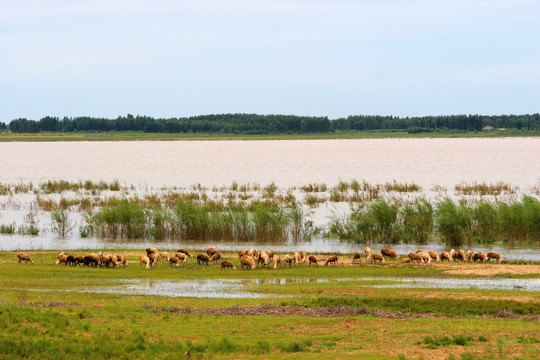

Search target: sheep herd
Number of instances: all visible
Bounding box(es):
[14,247,503,269]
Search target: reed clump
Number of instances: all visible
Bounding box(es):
[455,182,516,196]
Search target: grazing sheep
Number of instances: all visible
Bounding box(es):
[408,252,423,264]
[146,247,158,256]
[196,253,210,266]
[245,249,256,257]
[210,252,222,263]
[401,258,411,263]
[284,254,294,267]
[440,251,452,262]
[259,252,270,269]
[273,255,281,269]
[473,252,488,262]
[351,252,361,264]
[256,250,267,266]
[293,252,302,265]
[417,251,432,264]
[221,260,236,270]
[84,253,101,267]
[300,251,307,263]
[169,256,180,267]
[99,252,115,268]
[457,249,467,261]
[159,252,170,262]
[238,250,246,259]
[177,249,191,257]
[140,255,151,269]
[240,256,256,270]
[17,253,34,264]
[364,247,373,262]
[308,255,318,266]
[74,255,85,266]
[206,247,220,257]
[148,252,159,267]
[487,251,502,263]
[115,255,127,267]
[56,252,68,265]
[325,255,338,266]
[267,250,274,260]
[427,251,440,262]
[175,253,188,262]
[466,250,476,262]
[371,253,385,264]
[449,249,456,260]
[381,248,399,260]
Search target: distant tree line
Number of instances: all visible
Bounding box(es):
[3,113,539,134]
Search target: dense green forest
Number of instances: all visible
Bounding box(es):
[3,113,540,134]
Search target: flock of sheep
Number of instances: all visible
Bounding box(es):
[14,246,503,269]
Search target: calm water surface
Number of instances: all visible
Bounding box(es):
[1,138,539,189]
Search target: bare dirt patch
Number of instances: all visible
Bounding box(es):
[440,263,540,277]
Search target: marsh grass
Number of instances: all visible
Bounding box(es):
[455,182,517,196]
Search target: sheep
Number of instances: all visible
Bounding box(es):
[175,253,188,263]
[221,260,236,269]
[267,250,274,260]
[473,252,488,263]
[487,251,503,263]
[245,249,256,257]
[146,247,158,256]
[364,247,373,262]
[401,258,411,263]
[115,254,127,267]
[84,253,101,267]
[159,252,170,262]
[293,251,302,265]
[256,250,267,266]
[206,247,220,257]
[449,249,456,260]
[351,252,361,264]
[99,253,115,268]
[466,250,476,262]
[210,252,222,263]
[371,253,385,264]
[240,255,256,270]
[308,255,318,266]
[196,253,210,266]
[284,254,294,267]
[427,251,440,262]
[177,249,192,257]
[300,251,307,263]
[140,255,151,269]
[440,251,452,261]
[417,251,432,264]
[56,252,68,265]
[457,249,467,261]
[408,252,423,264]
[273,255,281,269]
[74,255,85,266]
[259,252,270,269]
[325,255,338,266]
[17,253,34,264]
[169,256,180,267]
[148,252,159,267]
[381,248,399,260]
[238,250,246,259]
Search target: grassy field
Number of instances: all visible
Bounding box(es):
[0,250,539,359]
[0,130,538,141]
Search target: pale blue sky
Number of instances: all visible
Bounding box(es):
[1,0,538,122]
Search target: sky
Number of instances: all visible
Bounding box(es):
[1,0,539,122]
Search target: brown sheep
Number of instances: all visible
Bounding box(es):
[440,251,452,262]
[196,253,210,266]
[417,251,432,264]
[267,250,274,260]
[401,258,411,263]
[284,254,294,267]
[308,255,318,266]
[293,251,302,265]
[273,255,281,269]
[245,249,256,257]
[300,251,307,263]
[146,247,158,256]
[466,250,476,262]
[240,256,256,270]
[487,251,502,263]
[371,253,385,264]
[159,252,170,262]
[148,252,159,267]
[473,252,488,262]
[351,252,361,264]
[221,260,236,270]
[364,247,373,262]
[457,249,467,261]
[206,247,220,257]
[259,252,270,269]
[169,256,180,267]
[210,253,222,263]
[177,249,191,257]
[256,250,267,266]
[84,253,101,267]
[74,255,85,266]
[408,252,423,264]
[56,252,68,265]
[449,249,456,260]
[99,252,115,268]
[115,254,127,267]
[17,253,34,264]
[175,253,188,262]
[427,251,440,262]
[140,255,150,269]
[325,255,338,266]
[238,250,246,259]
[381,248,399,260]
